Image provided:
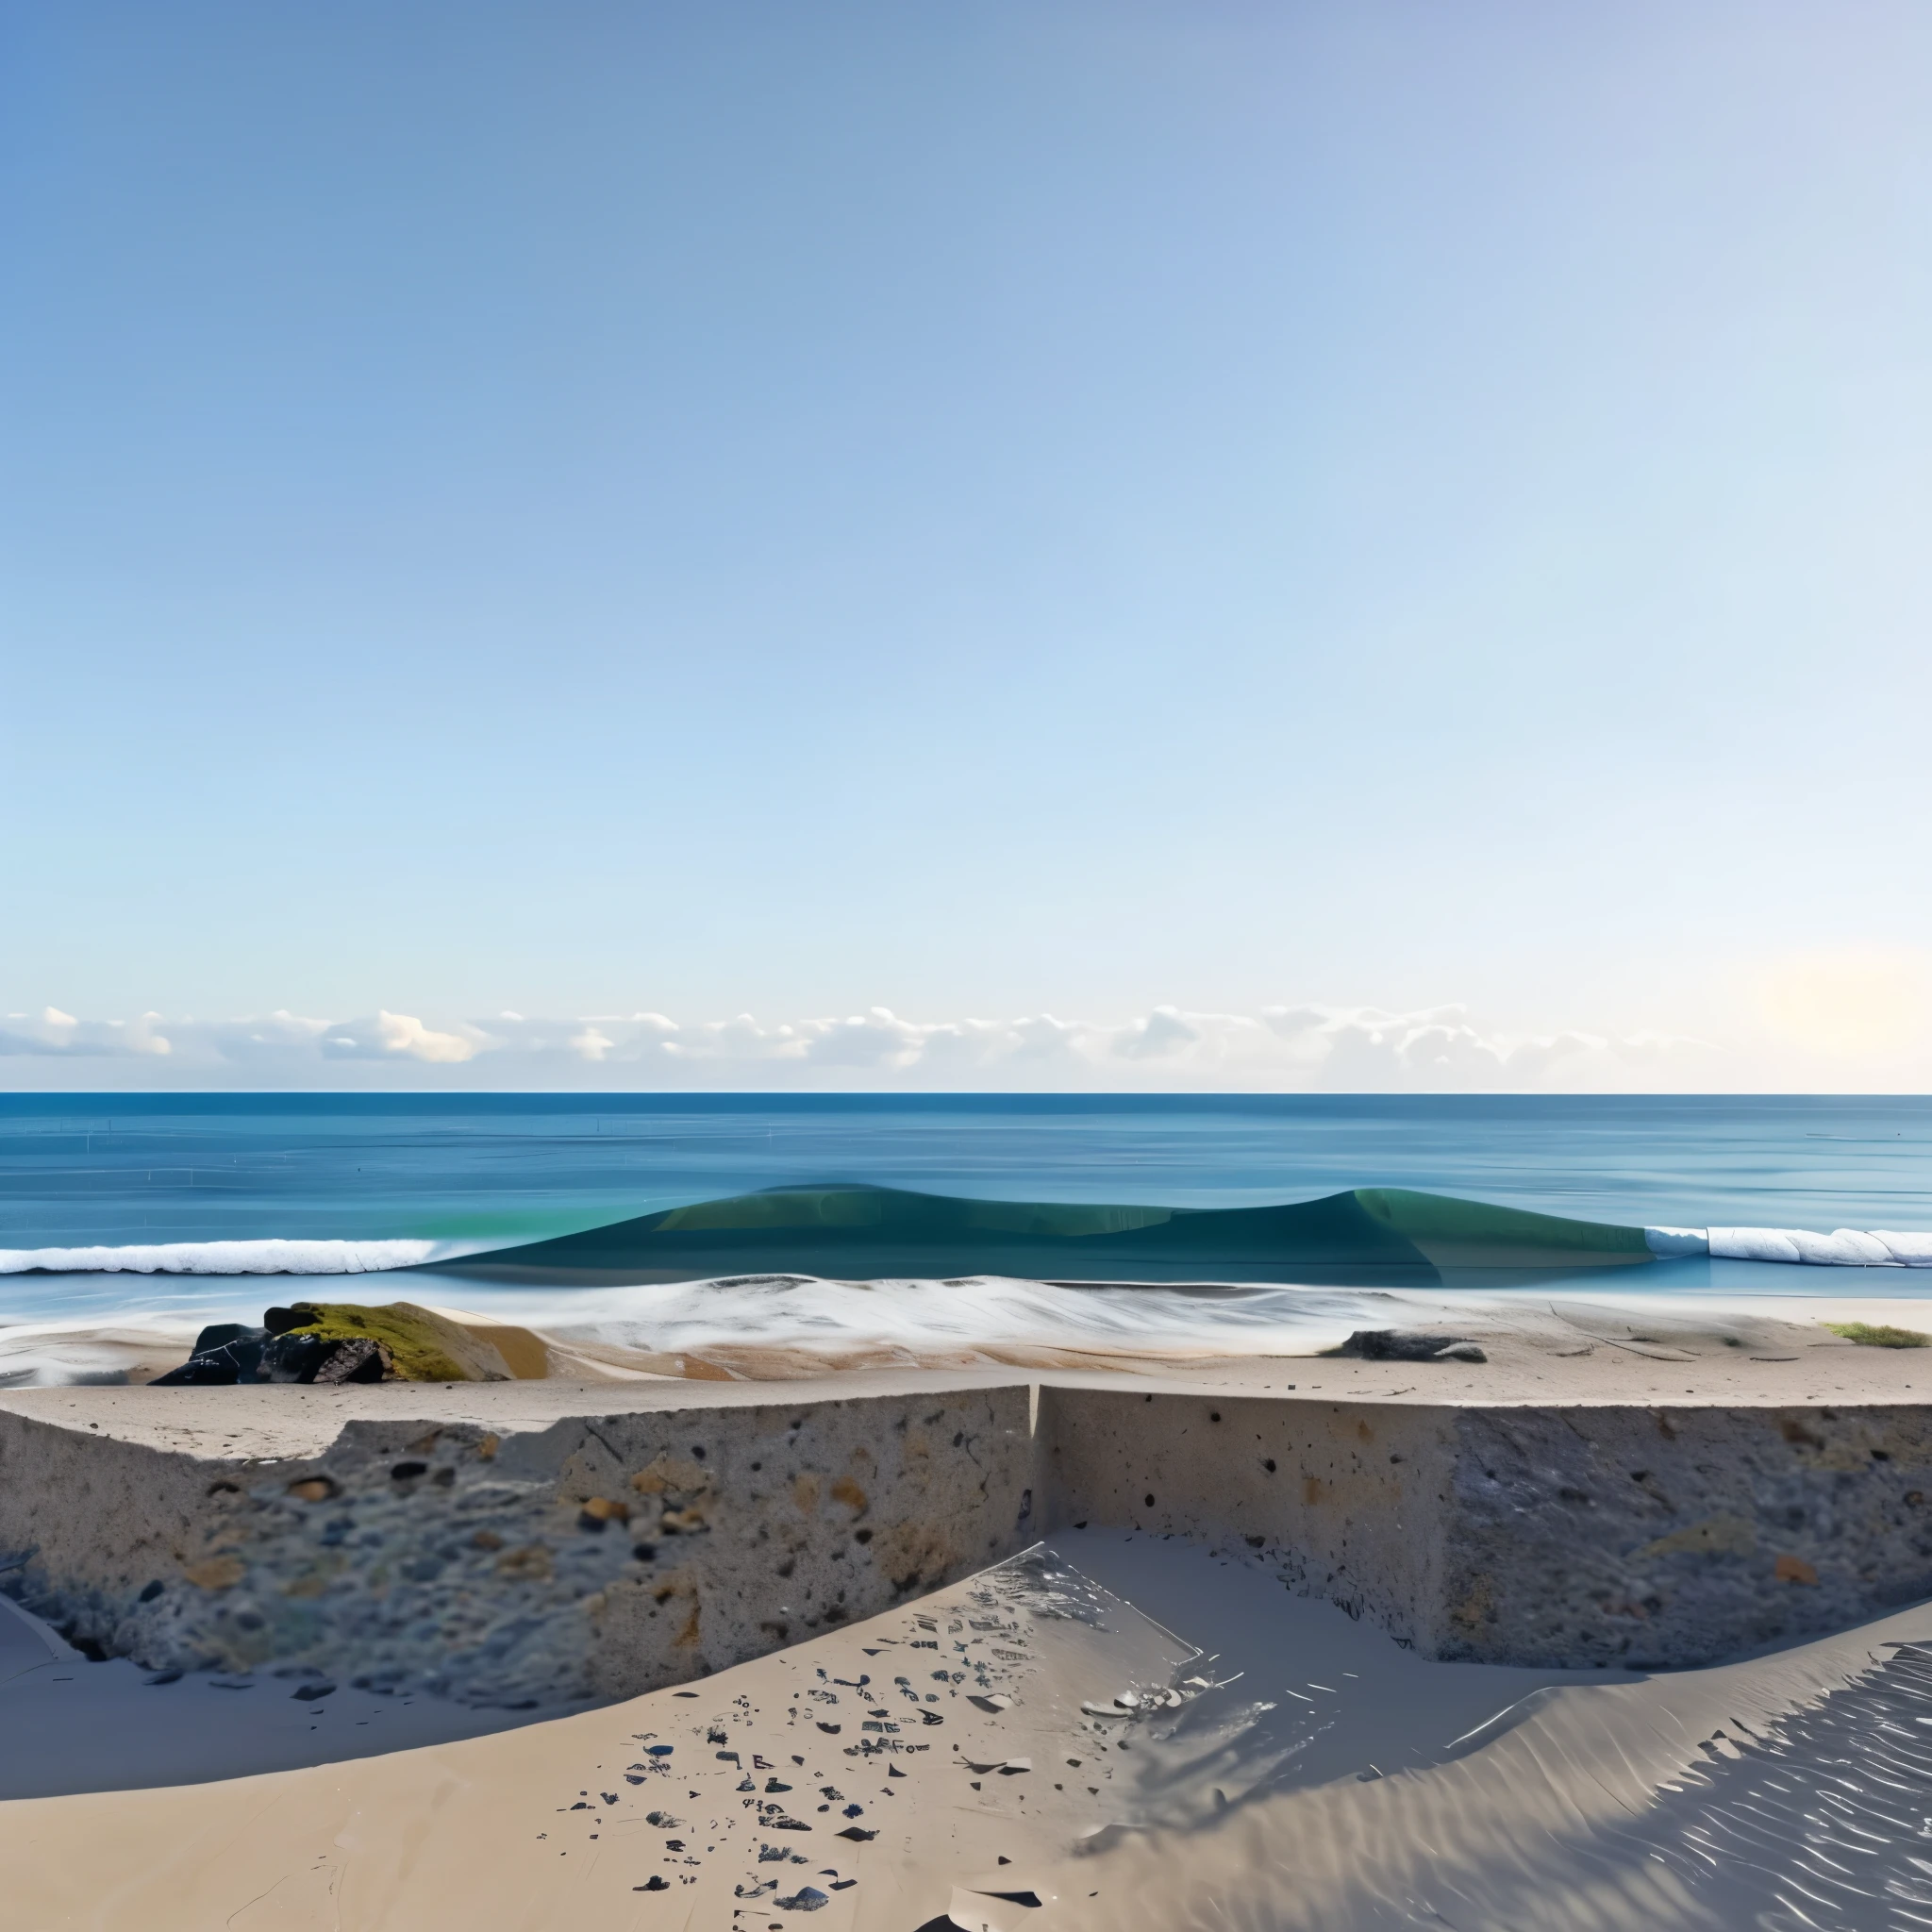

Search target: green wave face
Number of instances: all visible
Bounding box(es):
[434,1184,1655,1288]
[1356,1188,1654,1269]
[650,1188,1178,1239]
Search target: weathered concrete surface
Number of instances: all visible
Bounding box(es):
[4,1372,1932,1685]
[1041,1388,1932,1667]
[1040,1388,1454,1648]
[0,1379,1035,1704]
[1434,1401,1932,1666]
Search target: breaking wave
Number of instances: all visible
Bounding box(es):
[1652,1225,1932,1265]
[3,1187,1929,1283]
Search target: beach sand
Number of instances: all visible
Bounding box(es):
[2,1522,1927,1931]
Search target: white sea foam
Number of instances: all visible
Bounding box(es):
[1874,1231,1932,1265]
[490,1274,1391,1358]
[0,1239,490,1276]
[0,1275,1403,1385]
[1644,1226,1932,1266]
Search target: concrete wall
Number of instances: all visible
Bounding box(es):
[1040,1387,1455,1646]
[0,1387,1035,1704]
[1431,1401,1932,1667]
[1040,1389,1932,1669]
[5,1384,1932,1693]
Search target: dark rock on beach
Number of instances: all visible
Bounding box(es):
[311,1336,391,1384]
[260,1333,340,1383]
[149,1324,269,1385]
[152,1325,395,1386]
[150,1301,514,1386]
[1325,1329,1488,1364]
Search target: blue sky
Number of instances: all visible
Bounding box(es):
[4,2,1930,1090]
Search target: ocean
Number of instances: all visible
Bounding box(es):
[3,1093,1931,1363]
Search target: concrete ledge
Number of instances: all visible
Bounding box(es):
[0,1382,1035,1704]
[4,1374,1931,1689]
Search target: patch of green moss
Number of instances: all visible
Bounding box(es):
[1824,1320,1931,1350]
[283,1301,477,1381]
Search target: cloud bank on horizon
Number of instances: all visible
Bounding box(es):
[0,999,1732,1091]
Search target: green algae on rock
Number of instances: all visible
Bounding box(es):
[1824,1321,1931,1349]
[273,1302,514,1381]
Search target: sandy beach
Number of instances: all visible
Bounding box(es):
[5,1291,1932,1927]
[3,1516,1927,1930]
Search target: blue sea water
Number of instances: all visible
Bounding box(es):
[4,1093,1932,1329]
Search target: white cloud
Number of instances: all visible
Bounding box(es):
[0,999,1729,1091]
[317,1010,478,1063]
[0,1007,172,1058]
[1115,1005,1203,1061]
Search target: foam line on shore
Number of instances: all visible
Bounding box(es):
[497,1272,1393,1357]
[0,1238,494,1276]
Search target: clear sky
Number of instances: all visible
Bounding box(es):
[4,1,1930,1091]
